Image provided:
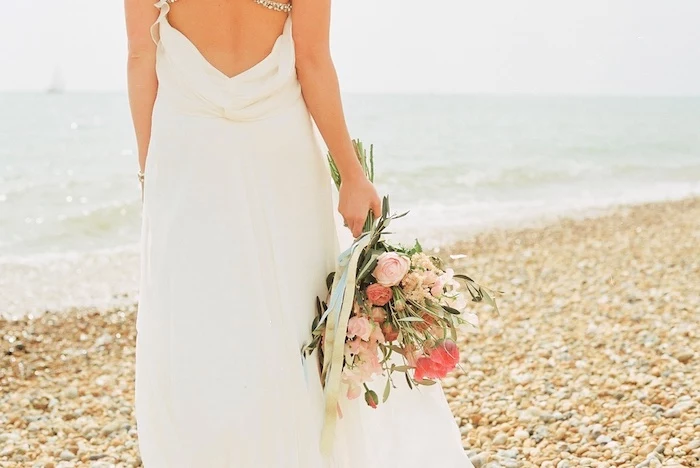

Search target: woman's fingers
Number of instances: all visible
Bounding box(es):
[349,216,362,238]
[371,197,382,218]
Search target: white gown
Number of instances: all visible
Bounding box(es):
[136,2,474,467]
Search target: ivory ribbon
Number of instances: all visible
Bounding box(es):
[317,233,372,456]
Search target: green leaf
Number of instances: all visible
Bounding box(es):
[391,210,410,220]
[443,305,462,315]
[357,254,380,283]
[382,196,390,219]
[326,272,335,290]
[453,273,476,283]
[414,238,423,253]
[480,287,499,314]
[397,316,425,322]
[415,379,437,386]
[392,365,413,372]
[382,378,391,403]
[405,372,413,389]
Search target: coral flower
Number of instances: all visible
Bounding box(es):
[366,283,392,306]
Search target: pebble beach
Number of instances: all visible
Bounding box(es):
[1,197,698,468]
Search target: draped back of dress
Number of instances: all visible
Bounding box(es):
[136,1,473,466]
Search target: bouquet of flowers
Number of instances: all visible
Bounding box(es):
[303,140,498,453]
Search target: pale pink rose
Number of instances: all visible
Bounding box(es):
[370,307,387,324]
[366,283,392,306]
[372,252,411,287]
[347,316,372,341]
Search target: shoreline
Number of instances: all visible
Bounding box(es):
[2,195,699,320]
[1,196,698,466]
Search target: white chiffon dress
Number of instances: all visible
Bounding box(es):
[135,1,474,466]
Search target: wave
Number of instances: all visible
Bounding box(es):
[0,201,142,256]
[450,161,700,190]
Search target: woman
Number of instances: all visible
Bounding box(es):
[125,0,474,466]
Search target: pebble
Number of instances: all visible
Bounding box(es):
[674,350,693,363]
[100,421,120,436]
[497,449,518,459]
[63,387,79,399]
[58,450,75,461]
[469,452,490,468]
[2,199,700,467]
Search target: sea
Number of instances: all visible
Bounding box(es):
[1,92,699,317]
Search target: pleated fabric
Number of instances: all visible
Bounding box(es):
[135,3,473,467]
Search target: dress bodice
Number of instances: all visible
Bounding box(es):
[150,0,301,122]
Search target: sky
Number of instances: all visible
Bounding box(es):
[1,0,699,95]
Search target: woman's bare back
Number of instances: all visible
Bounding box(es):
[166,0,291,78]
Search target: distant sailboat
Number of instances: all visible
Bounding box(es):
[47,66,66,93]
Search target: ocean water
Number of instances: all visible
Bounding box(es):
[1,92,699,315]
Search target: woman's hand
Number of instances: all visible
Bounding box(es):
[338,173,382,238]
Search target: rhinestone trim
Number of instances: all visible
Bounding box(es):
[253,0,292,13]
[163,0,290,13]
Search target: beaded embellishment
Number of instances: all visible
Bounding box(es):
[162,0,290,12]
[253,0,292,12]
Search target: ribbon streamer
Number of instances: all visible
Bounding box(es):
[312,233,372,456]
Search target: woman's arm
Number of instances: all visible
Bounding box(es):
[292,0,381,237]
[124,0,160,175]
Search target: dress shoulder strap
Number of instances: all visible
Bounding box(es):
[150,0,174,45]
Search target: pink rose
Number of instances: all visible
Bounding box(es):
[381,322,399,342]
[372,252,411,287]
[347,316,372,341]
[430,340,459,371]
[369,307,387,323]
[366,283,392,306]
[414,357,448,381]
